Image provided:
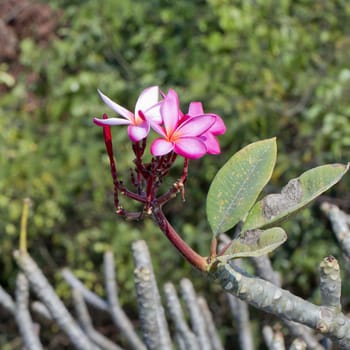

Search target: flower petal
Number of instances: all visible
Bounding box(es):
[188,102,204,116]
[201,132,221,154]
[149,121,167,138]
[135,86,159,117]
[128,121,150,142]
[209,115,226,135]
[98,89,134,121]
[161,89,180,135]
[176,115,215,137]
[144,101,162,124]
[174,137,207,159]
[151,139,174,156]
[93,117,131,126]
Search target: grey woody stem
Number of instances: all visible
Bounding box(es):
[132,240,172,350]
[212,262,350,349]
[14,251,98,350]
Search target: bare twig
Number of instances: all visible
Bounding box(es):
[14,251,99,350]
[15,273,43,350]
[197,296,224,350]
[263,325,285,350]
[72,289,123,350]
[31,301,52,321]
[219,236,255,350]
[132,240,172,350]
[103,251,145,350]
[61,268,109,312]
[180,278,212,350]
[227,294,254,350]
[174,333,187,350]
[321,202,350,258]
[251,255,281,286]
[0,284,16,314]
[283,321,324,350]
[163,282,199,350]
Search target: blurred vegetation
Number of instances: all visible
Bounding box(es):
[1,0,350,347]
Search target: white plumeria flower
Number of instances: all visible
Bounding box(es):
[93,86,161,142]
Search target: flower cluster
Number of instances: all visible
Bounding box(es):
[93,86,226,159]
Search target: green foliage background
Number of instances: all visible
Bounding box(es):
[1,0,350,347]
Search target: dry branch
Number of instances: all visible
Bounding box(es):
[212,261,350,349]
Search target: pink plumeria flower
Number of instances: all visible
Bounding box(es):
[93,86,161,142]
[188,102,226,154]
[150,89,216,159]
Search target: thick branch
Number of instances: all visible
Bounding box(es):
[221,234,322,349]
[212,263,350,349]
[251,255,323,350]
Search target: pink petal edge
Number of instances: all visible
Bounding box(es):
[176,115,216,137]
[209,115,226,135]
[128,122,150,142]
[161,89,180,134]
[201,132,221,154]
[174,137,207,159]
[150,139,174,156]
[188,102,204,116]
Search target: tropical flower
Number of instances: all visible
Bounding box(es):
[150,89,216,159]
[93,86,161,142]
[187,102,226,154]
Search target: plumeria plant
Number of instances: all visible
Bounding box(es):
[4,86,350,350]
[94,86,349,274]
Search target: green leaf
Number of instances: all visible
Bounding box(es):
[215,227,287,262]
[243,163,350,231]
[206,138,277,237]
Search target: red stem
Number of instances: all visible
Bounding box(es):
[102,114,120,210]
[152,207,208,271]
[102,117,146,208]
[120,186,146,203]
[180,158,189,184]
[179,157,189,201]
[156,157,189,206]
